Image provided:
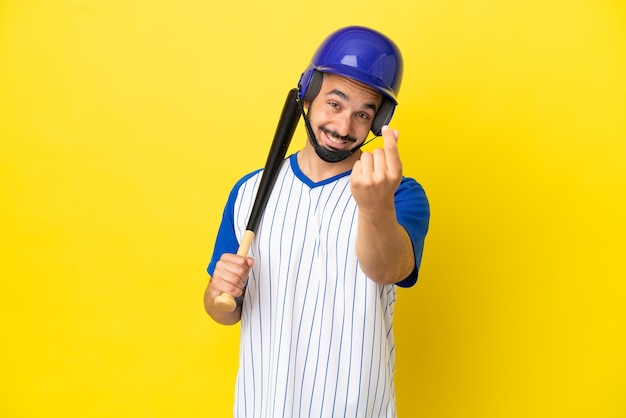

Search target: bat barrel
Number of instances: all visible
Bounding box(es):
[246,88,301,232]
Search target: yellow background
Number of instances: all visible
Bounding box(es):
[1,0,625,417]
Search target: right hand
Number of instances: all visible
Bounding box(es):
[208,253,254,304]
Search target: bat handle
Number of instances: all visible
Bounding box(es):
[213,230,255,313]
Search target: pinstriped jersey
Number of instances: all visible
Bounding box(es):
[208,153,430,418]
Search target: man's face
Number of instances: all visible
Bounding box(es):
[306,73,383,154]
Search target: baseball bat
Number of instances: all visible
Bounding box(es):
[214,88,301,312]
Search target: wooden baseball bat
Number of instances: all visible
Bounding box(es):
[213,88,301,312]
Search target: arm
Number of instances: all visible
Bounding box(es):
[204,174,257,324]
[350,125,415,285]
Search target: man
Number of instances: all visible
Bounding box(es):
[204,26,430,417]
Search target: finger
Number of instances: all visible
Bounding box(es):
[218,254,251,284]
[381,125,402,174]
[381,125,399,155]
[352,159,362,175]
[210,272,244,297]
[358,151,374,174]
[214,263,245,286]
[372,148,387,175]
[221,253,252,270]
[382,124,399,141]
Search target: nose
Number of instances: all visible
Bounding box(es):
[333,112,352,137]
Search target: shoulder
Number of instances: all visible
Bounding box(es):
[396,177,429,211]
[397,176,426,194]
[235,168,264,189]
[225,168,263,202]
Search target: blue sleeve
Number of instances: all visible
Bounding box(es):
[394,177,430,288]
[206,170,261,276]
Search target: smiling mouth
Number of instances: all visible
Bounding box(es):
[319,127,357,147]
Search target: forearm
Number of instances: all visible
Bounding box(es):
[356,207,415,285]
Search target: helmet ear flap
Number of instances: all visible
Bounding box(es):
[371,98,395,136]
[301,70,323,102]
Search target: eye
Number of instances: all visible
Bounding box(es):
[356,112,371,120]
[328,101,340,110]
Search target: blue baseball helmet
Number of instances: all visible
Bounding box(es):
[297,26,403,135]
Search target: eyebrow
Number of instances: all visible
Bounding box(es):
[326,88,379,112]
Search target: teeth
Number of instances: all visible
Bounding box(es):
[326,132,344,144]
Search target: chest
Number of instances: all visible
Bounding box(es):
[255,175,356,253]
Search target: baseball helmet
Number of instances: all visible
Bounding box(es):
[297,26,403,135]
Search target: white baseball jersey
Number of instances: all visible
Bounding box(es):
[208,153,430,417]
